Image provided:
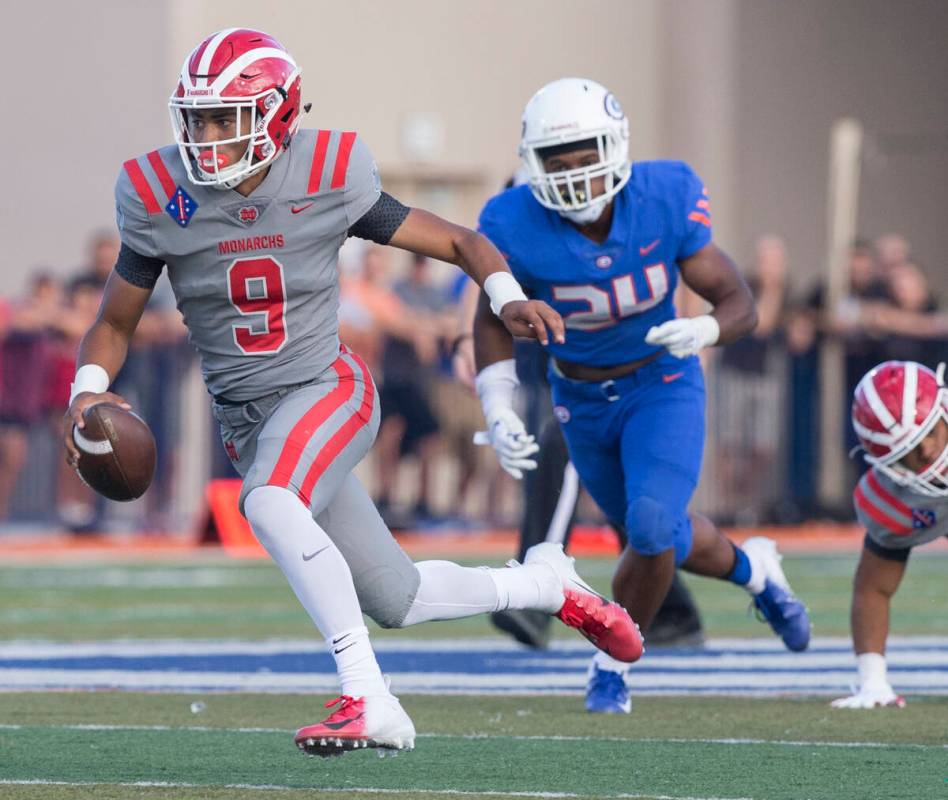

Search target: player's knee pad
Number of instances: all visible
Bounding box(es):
[357,563,421,629]
[625,495,675,556]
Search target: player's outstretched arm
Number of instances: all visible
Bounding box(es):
[831,544,907,709]
[387,208,564,346]
[62,271,153,467]
[646,243,757,358]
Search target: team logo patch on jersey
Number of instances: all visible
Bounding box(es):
[554,405,571,423]
[166,186,198,228]
[595,255,613,269]
[222,199,269,227]
[911,508,936,529]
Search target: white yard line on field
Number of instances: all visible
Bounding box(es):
[0,780,752,800]
[0,723,943,749]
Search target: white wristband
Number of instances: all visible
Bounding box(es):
[484,271,528,316]
[475,359,519,422]
[69,364,110,405]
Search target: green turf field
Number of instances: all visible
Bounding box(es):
[1,693,946,800]
[0,553,948,639]
[0,551,945,799]
[0,552,944,639]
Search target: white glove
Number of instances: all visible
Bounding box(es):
[645,315,720,358]
[473,407,539,480]
[831,681,905,709]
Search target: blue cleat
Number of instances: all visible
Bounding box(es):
[585,664,631,713]
[753,578,811,652]
[742,537,811,652]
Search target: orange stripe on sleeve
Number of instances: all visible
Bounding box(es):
[688,211,712,228]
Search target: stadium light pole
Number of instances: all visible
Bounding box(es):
[818,117,863,513]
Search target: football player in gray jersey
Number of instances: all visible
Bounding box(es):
[833,360,948,709]
[60,28,645,756]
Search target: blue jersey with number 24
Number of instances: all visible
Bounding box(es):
[478,160,712,367]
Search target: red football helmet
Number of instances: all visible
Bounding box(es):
[169,28,303,189]
[852,360,948,496]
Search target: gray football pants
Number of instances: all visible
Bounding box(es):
[213,347,420,627]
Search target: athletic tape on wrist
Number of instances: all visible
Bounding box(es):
[69,364,110,405]
[484,272,528,316]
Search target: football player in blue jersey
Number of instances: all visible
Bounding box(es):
[473,78,812,713]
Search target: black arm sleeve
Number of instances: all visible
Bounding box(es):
[347,191,410,244]
[114,243,165,289]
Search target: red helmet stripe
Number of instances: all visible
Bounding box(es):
[307,130,332,194]
[147,151,177,200]
[123,158,161,215]
[854,483,912,535]
[866,469,913,516]
[193,28,239,88]
[330,132,358,190]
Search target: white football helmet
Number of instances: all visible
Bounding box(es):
[519,78,631,224]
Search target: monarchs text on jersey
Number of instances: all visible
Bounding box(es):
[477,160,711,366]
[115,129,380,402]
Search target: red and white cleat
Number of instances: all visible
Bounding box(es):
[524,543,644,663]
[294,693,416,758]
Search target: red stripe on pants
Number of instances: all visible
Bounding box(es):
[267,358,355,490]
[297,352,375,507]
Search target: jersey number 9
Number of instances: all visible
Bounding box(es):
[227,257,288,354]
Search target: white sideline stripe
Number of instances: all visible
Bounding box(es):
[0,723,943,750]
[2,635,947,658]
[1,668,947,694]
[0,782,751,800]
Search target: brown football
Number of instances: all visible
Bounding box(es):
[73,403,156,501]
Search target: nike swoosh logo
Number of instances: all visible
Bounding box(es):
[662,372,685,383]
[323,712,364,730]
[291,201,314,214]
[302,545,331,562]
[331,633,351,646]
[639,239,660,256]
[333,642,357,655]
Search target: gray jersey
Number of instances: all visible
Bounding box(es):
[854,467,948,550]
[115,129,380,402]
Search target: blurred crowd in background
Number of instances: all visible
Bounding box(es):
[0,228,945,535]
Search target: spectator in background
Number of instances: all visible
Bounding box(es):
[716,236,789,525]
[72,229,121,289]
[878,261,941,365]
[374,253,452,524]
[0,273,97,526]
[873,233,911,278]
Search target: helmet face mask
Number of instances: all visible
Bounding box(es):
[853,361,948,497]
[169,29,303,190]
[519,78,631,221]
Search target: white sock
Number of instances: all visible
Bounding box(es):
[399,560,563,627]
[857,652,888,687]
[593,650,632,675]
[244,485,387,697]
[488,562,563,613]
[743,550,767,595]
